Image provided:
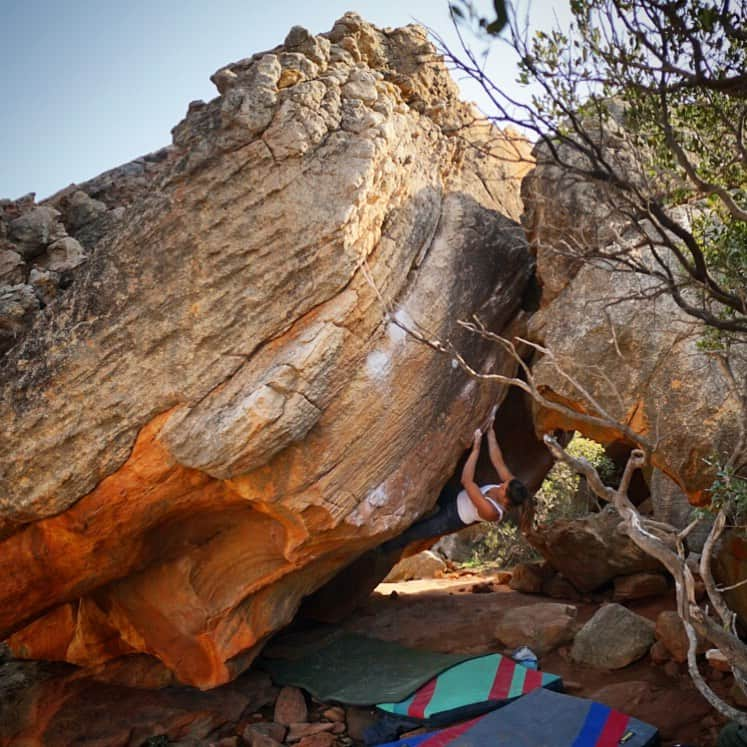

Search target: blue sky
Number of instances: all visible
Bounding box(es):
[1,1,570,200]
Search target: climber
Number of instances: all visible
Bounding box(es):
[381,407,529,552]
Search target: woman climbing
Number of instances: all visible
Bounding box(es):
[301,407,530,622]
[381,407,529,552]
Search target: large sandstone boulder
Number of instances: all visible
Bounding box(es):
[0,16,532,688]
[528,257,744,507]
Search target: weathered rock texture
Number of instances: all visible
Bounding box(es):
[525,505,664,592]
[571,603,655,670]
[0,657,276,747]
[0,16,532,687]
[523,151,745,511]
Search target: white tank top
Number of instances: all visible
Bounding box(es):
[456,484,504,525]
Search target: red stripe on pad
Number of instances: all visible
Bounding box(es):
[417,716,479,747]
[407,677,438,718]
[595,710,630,747]
[488,656,516,700]
[521,667,543,693]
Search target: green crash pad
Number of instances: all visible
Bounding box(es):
[258,629,474,705]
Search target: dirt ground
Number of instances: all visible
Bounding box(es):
[341,570,732,747]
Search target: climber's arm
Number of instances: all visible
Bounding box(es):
[486,411,514,484]
[461,429,501,521]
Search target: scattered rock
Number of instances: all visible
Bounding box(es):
[508,562,546,593]
[321,707,345,722]
[384,550,446,582]
[274,686,308,726]
[286,722,335,742]
[64,190,108,230]
[571,603,655,669]
[243,721,288,747]
[211,738,238,747]
[494,571,512,585]
[495,602,577,655]
[0,659,254,747]
[297,733,336,747]
[38,236,86,272]
[8,206,65,259]
[613,572,669,601]
[655,610,707,663]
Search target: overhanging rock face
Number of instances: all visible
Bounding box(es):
[0,15,532,688]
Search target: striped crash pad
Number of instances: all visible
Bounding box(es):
[378,687,659,747]
[377,653,562,723]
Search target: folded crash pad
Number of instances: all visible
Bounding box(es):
[259,630,473,705]
[378,687,659,747]
[377,653,563,724]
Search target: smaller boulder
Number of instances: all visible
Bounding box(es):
[297,733,335,747]
[613,572,669,601]
[383,550,445,582]
[508,562,546,593]
[495,602,577,655]
[321,706,345,722]
[37,236,86,273]
[273,686,307,726]
[286,723,335,742]
[65,190,107,231]
[8,206,65,259]
[571,603,655,669]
